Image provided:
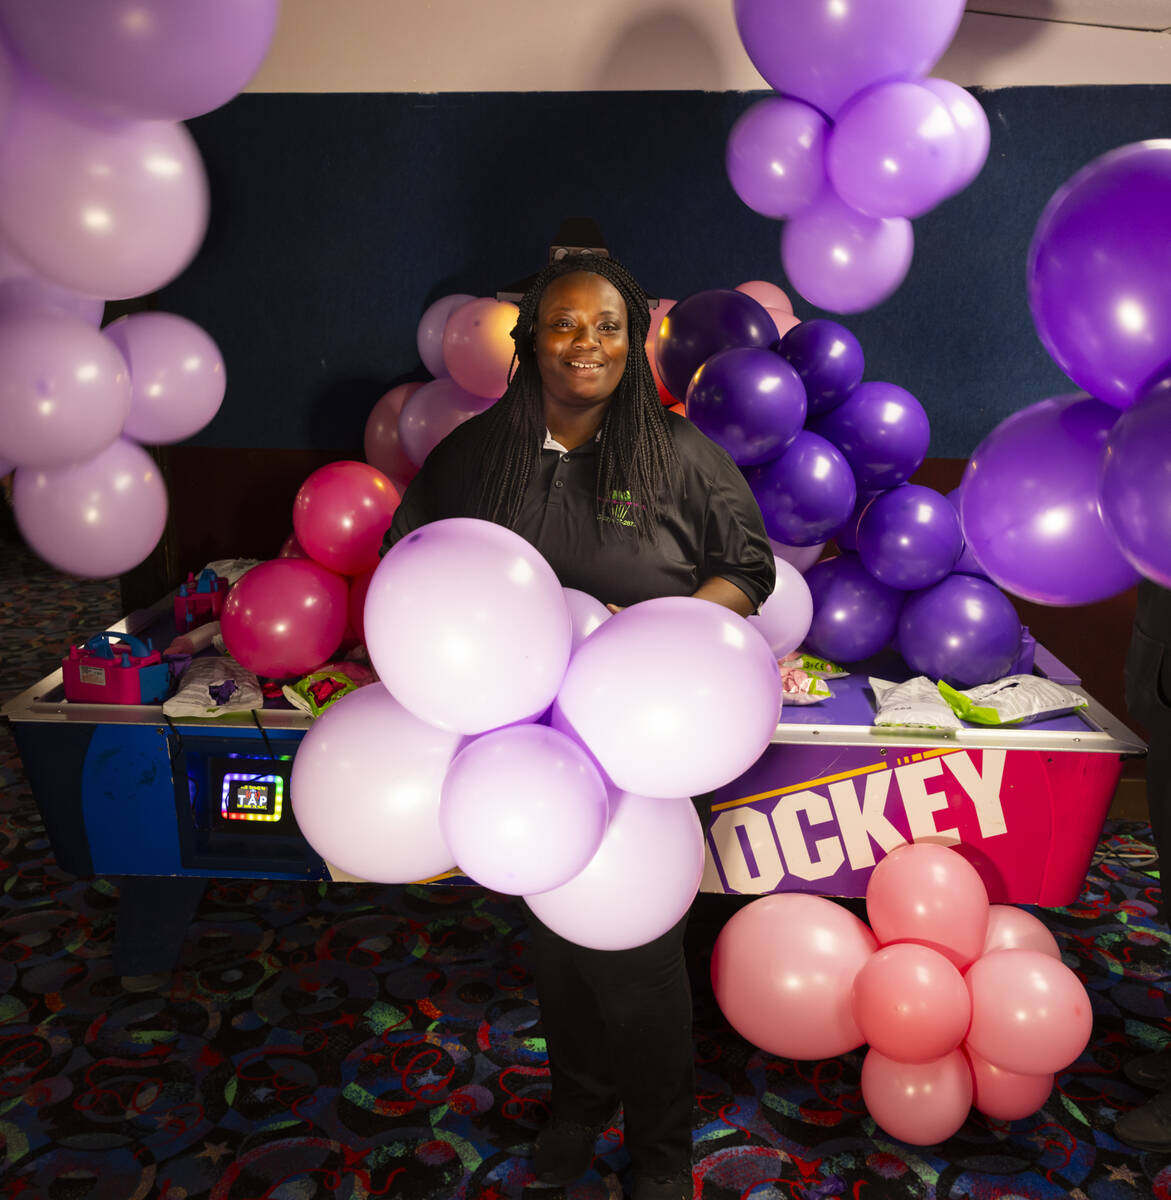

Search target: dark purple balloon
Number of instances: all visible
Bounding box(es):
[804,553,905,663]
[776,319,864,418]
[856,484,962,590]
[746,430,857,547]
[944,487,989,578]
[897,574,1022,687]
[834,489,884,553]
[811,380,930,490]
[655,288,775,402]
[686,347,807,466]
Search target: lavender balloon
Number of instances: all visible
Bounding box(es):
[812,381,931,490]
[563,587,611,653]
[960,393,1140,605]
[398,377,495,468]
[748,555,814,658]
[416,292,475,379]
[726,96,829,219]
[776,320,864,419]
[1028,140,1171,410]
[770,537,825,575]
[921,78,991,195]
[686,347,807,466]
[856,485,962,590]
[897,575,1022,688]
[747,430,857,547]
[804,554,904,663]
[0,240,104,325]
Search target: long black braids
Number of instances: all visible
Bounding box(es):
[472,254,678,541]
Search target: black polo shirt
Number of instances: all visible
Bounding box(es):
[382,409,775,611]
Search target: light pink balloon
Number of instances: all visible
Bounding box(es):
[220,558,349,678]
[292,460,400,576]
[748,553,814,657]
[965,949,1093,1076]
[104,311,225,444]
[416,292,475,378]
[563,587,611,652]
[0,238,104,325]
[712,894,877,1060]
[852,943,972,1063]
[0,312,130,467]
[0,75,209,300]
[737,280,793,314]
[861,1048,973,1145]
[766,306,801,341]
[13,437,166,577]
[524,790,704,951]
[442,297,519,400]
[290,684,463,884]
[398,377,495,469]
[646,298,677,405]
[769,537,825,575]
[982,905,1062,960]
[440,724,608,895]
[964,1045,1053,1121]
[866,842,990,970]
[364,381,423,485]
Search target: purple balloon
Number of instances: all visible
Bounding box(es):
[776,320,865,419]
[856,485,963,590]
[734,0,965,119]
[812,380,931,490]
[1028,140,1171,410]
[13,437,168,577]
[944,488,990,579]
[921,78,991,195]
[726,96,829,219]
[416,292,476,379]
[781,188,914,314]
[827,81,961,219]
[746,430,857,547]
[398,377,496,468]
[960,393,1140,606]
[0,0,280,121]
[563,587,611,653]
[686,347,807,466]
[655,289,775,402]
[897,575,1022,688]
[804,554,905,663]
[0,239,104,325]
[1099,387,1171,588]
[748,554,814,658]
[835,490,885,554]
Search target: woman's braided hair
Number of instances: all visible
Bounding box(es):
[472,253,678,540]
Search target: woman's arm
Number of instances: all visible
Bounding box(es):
[692,575,755,617]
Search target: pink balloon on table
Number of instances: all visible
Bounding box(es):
[921,78,991,196]
[442,297,519,400]
[982,905,1061,960]
[290,684,463,884]
[965,949,1093,1076]
[221,558,348,678]
[524,789,704,951]
[964,1045,1054,1122]
[440,724,608,895]
[712,893,877,1060]
[292,460,400,577]
[0,239,104,325]
[851,943,971,1064]
[416,293,475,379]
[646,298,676,406]
[563,587,611,653]
[13,437,167,577]
[861,1048,973,1146]
[554,596,782,798]
[748,554,813,658]
[103,311,225,444]
[278,532,308,559]
[769,537,824,575]
[866,842,990,970]
[398,377,495,469]
[736,281,792,314]
[0,312,130,468]
[348,567,375,645]
[364,381,423,486]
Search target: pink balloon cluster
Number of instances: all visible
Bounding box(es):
[729,0,988,313]
[713,842,1092,1145]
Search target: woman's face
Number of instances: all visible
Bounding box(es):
[534,272,629,410]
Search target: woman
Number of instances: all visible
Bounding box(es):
[383,254,774,1200]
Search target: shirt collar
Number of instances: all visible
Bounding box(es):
[543,428,601,453]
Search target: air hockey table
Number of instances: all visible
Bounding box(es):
[2,596,1146,906]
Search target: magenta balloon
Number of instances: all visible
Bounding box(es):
[726,95,829,219]
[292,460,401,576]
[965,949,1093,1076]
[0,76,209,300]
[290,684,463,884]
[364,381,423,487]
[0,0,280,121]
[860,1048,972,1146]
[525,790,705,951]
[746,430,857,548]
[416,293,475,379]
[0,239,104,325]
[965,1046,1054,1122]
[563,587,611,653]
[734,0,965,119]
[554,597,781,798]
[365,518,572,735]
[803,553,904,663]
[866,843,990,971]
[103,312,225,444]
[851,943,971,1064]
[221,559,348,679]
[960,393,1140,605]
[781,189,914,314]
[857,485,963,590]
[440,725,608,896]
[0,313,131,468]
[769,537,825,575]
[442,297,519,400]
[13,437,167,577]
[1027,140,1171,410]
[748,555,814,658]
[278,532,308,559]
[398,377,495,469]
[712,894,877,1060]
[920,78,991,195]
[828,81,961,219]
[982,905,1062,960]
[813,380,931,491]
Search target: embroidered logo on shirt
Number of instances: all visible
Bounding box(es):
[598,489,640,528]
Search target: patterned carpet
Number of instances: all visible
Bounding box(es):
[2,513,1171,1199]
